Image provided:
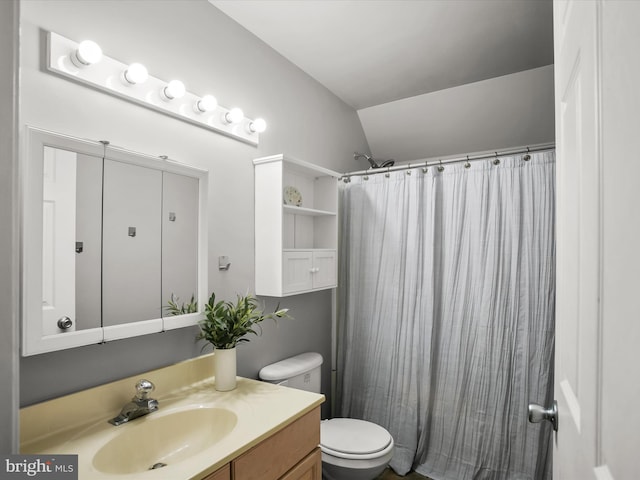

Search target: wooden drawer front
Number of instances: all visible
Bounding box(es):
[233,407,320,480]
[280,448,322,480]
[201,463,230,480]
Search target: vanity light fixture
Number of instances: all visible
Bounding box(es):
[70,40,102,67]
[123,63,149,85]
[224,107,244,124]
[195,94,217,113]
[161,80,186,100]
[248,118,267,133]
[47,31,265,145]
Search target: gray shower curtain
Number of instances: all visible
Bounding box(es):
[336,151,555,480]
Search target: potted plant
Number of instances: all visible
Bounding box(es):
[197,292,290,391]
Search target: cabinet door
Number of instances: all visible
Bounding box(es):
[200,464,230,480]
[233,407,320,480]
[283,251,313,294]
[312,251,336,290]
[280,448,322,480]
[102,160,162,327]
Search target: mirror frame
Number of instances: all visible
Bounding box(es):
[22,126,208,355]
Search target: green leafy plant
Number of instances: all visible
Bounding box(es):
[197,292,291,350]
[165,294,198,316]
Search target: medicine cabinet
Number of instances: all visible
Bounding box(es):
[253,154,339,297]
[22,127,208,355]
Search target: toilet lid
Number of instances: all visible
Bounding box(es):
[320,418,392,455]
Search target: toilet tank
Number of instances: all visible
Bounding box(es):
[259,352,323,393]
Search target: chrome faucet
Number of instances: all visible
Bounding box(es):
[108,379,159,426]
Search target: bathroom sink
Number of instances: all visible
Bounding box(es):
[92,407,237,474]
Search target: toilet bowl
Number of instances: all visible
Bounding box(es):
[320,417,394,480]
[259,352,394,480]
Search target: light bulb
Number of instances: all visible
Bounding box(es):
[224,107,244,124]
[195,94,218,113]
[70,40,102,67]
[123,63,148,85]
[162,80,186,100]
[248,118,267,133]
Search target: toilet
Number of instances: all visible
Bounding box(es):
[259,352,394,480]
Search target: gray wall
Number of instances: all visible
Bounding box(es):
[357,65,555,163]
[0,0,19,455]
[18,0,370,420]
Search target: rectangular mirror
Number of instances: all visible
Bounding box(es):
[22,126,208,355]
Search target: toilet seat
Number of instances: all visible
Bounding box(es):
[320,418,394,460]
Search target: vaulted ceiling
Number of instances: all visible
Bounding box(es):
[210,0,554,161]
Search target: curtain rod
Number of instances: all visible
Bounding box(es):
[340,142,555,180]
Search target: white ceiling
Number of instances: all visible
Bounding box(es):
[209,0,553,160]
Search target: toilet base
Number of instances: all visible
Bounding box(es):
[322,461,387,480]
[321,449,392,480]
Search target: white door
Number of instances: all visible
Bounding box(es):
[41,146,77,335]
[552,1,640,478]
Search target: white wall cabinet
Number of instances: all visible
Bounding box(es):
[254,155,340,297]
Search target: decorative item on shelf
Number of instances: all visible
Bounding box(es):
[197,293,291,391]
[164,294,198,316]
[283,185,302,207]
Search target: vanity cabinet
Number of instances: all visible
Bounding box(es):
[254,154,340,297]
[202,464,231,480]
[198,406,321,480]
[232,407,321,480]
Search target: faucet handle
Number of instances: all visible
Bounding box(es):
[134,379,155,400]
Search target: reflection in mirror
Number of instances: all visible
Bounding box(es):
[42,146,103,334]
[102,159,162,327]
[23,126,208,356]
[162,172,199,318]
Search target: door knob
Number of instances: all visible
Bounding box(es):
[528,400,558,431]
[57,316,73,330]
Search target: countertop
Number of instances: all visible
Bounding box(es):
[20,354,325,480]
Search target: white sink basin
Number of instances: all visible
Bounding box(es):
[92,407,237,474]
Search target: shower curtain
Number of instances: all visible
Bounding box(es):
[336,151,555,480]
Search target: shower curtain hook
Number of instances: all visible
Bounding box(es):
[493,152,500,166]
[385,166,390,178]
[465,155,471,169]
[437,159,444,172]
[406,163,412,175]
[422,161,428,174]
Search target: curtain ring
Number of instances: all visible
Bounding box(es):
[437,160,445,172]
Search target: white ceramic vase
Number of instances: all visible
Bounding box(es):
[214,347,237,391]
